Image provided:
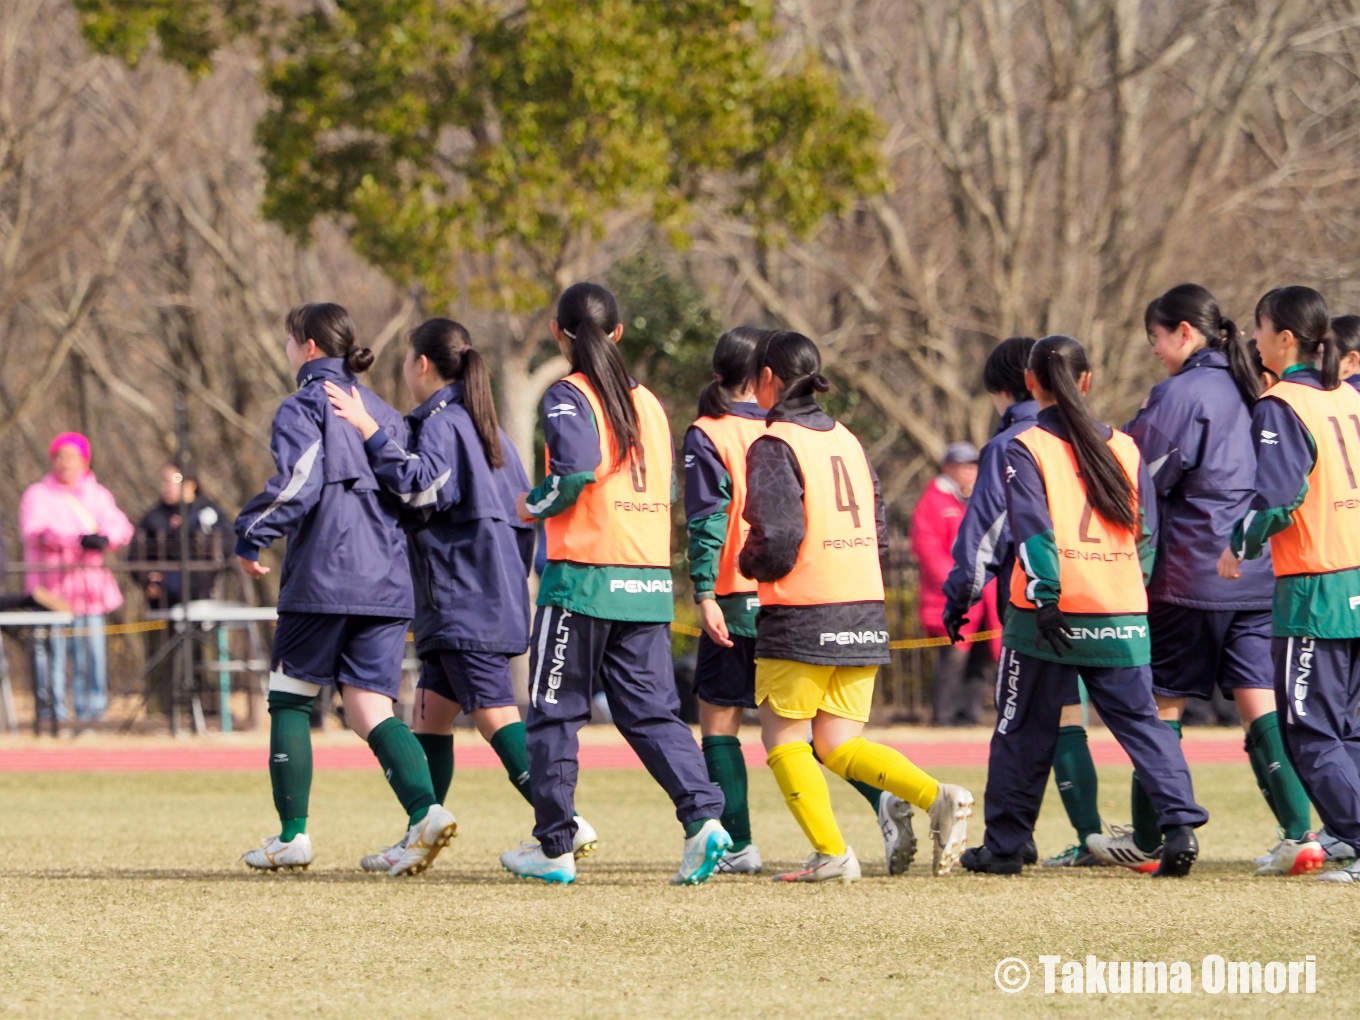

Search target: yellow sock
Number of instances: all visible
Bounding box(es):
[766,741,846,856]
[822,737,940,811]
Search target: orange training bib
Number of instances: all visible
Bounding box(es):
[756,420,884,606]
[1008,425,1147,614]
[544,373,672,568]
[1261,380,1360,577]
[692,414,767,597]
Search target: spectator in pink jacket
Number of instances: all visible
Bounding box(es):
[909,441,1000,726]
[19,432,133,726]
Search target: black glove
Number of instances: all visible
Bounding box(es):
[941,602,967,645]
[1034,603,1073,658]
[80,534,110,552]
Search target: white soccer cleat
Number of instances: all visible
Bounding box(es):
[928,784,973,876]
[1253,840,1282,868]
[388,804,457,877]
[360,834,407,873]
[1254,834,1325,877]
[715,843,763,875]
[572,815,598,860]
[878,792,917,875]
[242,833,313,872]
[670,818,733,885]
[1319,829,1357,862]
[1086,825,1160,872]
[774,847,862,883]
[500,841,577,884]
[1317,859,1360,883]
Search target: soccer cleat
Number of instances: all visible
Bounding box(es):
[877,792,917,875]
[928,783,973,876]
[1043,844,1106,868]
[388,805,457,877]
[774,847,862,883]
[1085,825,1160,872]
[1021,838,1038,866]
[1319,829,1357,862]
[1317,859,1360,883]
[500,841,577,884]
[1150,825,1198,878]
[1254,834,1325,877]
[241,833,313,872]
[572,815,598,860]
[959,845,1023,875]
[1253,840,1283,868]
[715,843,763,875]
[360,834,407,873]
[670,819,733,885]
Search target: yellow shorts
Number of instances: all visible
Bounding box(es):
[754,658,878,722]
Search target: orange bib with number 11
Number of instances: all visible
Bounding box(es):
[756,420,884,607]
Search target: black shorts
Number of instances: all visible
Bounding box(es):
[1149,601,1273,701]
[272,612,409,699]
[694,633,757,709]
[418,650,517,712]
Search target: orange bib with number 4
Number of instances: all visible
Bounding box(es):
[692,414,767,597]
[756,420,884,607]
[1008,425,1147,615]
[544,373,673,568]
[1261,380,1360,577]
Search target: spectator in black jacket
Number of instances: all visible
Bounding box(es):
[134,463,229,609]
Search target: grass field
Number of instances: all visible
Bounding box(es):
[3,757,1358,1019]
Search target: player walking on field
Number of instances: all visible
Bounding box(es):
[235,303,454,876]
[1093,284,1320,876]
[738,330,973,882]
[500,282,732,886]
[1218,287,1360,884]
[942,336,1106,869]
[684,327,912,876]
[961,334,1208,877]
[323,318,592,872]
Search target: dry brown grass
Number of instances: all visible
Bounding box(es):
[2,761,1357,1018]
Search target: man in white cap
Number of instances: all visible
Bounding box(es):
[909,441,1000,726]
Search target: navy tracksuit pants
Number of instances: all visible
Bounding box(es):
[984,646,1207,856]
[525,605,725,858]
[1274,636,1360,849]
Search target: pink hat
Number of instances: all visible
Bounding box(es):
[48,431,90,463]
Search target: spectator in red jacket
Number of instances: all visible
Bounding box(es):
[910,441,1000,725]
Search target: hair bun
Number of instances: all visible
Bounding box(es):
[346,345,376,373]
[811,373,831,393]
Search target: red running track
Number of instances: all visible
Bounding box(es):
[0,739,1246,773]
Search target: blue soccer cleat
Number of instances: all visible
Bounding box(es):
[500,841,577,884]
[670,819,733,885]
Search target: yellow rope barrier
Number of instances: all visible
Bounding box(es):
[669,621,1000,650]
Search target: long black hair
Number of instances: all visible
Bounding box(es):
[556,282,636,471]
[295,302,374,374]
[1146,283,1259,405]
[698,326,770,418]
[1331,315,1360,360]
[1029,335,1135,533]
[409,317,504,469]
[753,330,830,404]
[1256,286,1335,389]
[983,336,1036,400]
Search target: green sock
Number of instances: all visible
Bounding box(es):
[415,733,454,804]
[811,744,884,814]
[489,721,533,805]
[1248,711,1313,840]
[367,716,437,825]
[703,735,751,851]
[1053,725,1102,845]
[1131,719,1181,854]
[268,691,315,839]
[683,818,716,839]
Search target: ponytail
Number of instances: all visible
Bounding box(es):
[1145,283,1259,405]
[1256,286,1335,389]
[753,330,830,406]
[409,317,504,469]
[1029,335,1135,533]
[556,282,637,471]
[298,302,374,373]
[698,326,770,418]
